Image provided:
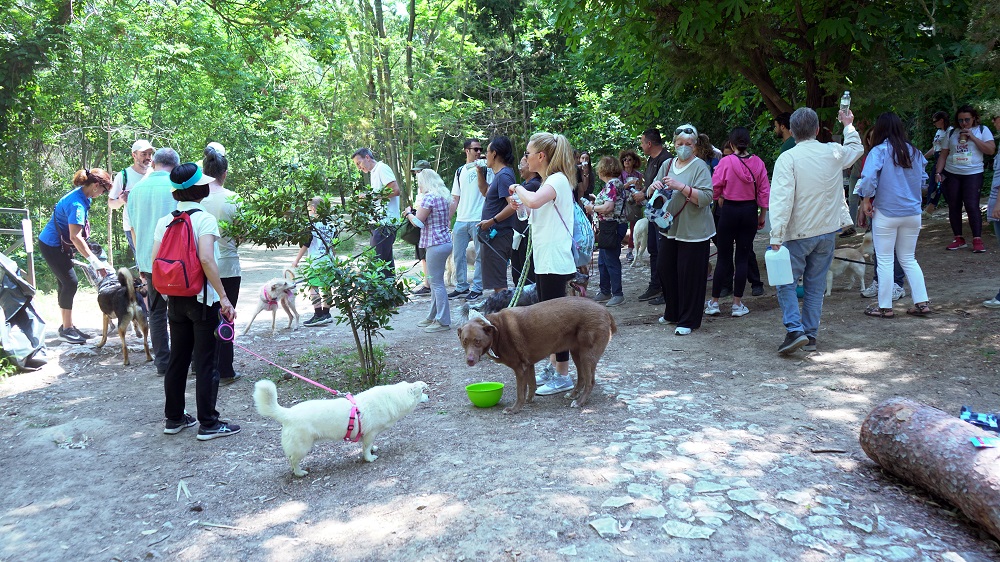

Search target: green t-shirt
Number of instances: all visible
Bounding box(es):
[780,136,796,154]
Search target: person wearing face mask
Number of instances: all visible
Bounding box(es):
[647,124,716,335]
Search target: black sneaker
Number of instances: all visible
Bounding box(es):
[648,295,665,306]
[73,327,95,339]
[751,285,764,297]
[197,421,241,441]
[465,291,483,301]
[220,372,244,385]
[637,287,659,301]
[411,285,431,296]
[778,331,809,355]
[448,289,469,299]
[164,413,198,435]
[303,312,332,327]
[58,326,86,345]
[803,337,817,352]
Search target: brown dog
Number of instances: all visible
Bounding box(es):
[457,296,617,414]
[95,268,152,366]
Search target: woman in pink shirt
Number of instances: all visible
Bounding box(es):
[705,127,770,318]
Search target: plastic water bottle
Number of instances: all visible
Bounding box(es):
[511,194,528,221]
[764,246,794,286]
[840,91,851,112]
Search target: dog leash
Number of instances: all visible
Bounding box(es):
[832,256,871,266]
[216,313,362,442]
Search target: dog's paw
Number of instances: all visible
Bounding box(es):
[363,453,378,462]
[570,399,581,408]
[293,468,309,477]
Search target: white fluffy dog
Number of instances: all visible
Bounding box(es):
[630,218,649,268]
[254,379,429,476]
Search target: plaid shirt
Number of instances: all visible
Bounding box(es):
[418,193,452,248]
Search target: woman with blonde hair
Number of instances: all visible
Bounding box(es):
[509,132,578,396]
[403,168,453,332]
[37,168,113,344]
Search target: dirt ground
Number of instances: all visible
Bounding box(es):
[2,214,1000,562]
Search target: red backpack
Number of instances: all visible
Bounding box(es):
[153,210,205,297]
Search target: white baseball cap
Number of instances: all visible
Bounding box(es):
[131,139,154,153]
[206,142,226,156]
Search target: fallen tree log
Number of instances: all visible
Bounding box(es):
[860,397,1000,541]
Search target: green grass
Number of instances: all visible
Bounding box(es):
[268,344,399,400]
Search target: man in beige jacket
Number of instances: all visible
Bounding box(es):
[769,107,863,355]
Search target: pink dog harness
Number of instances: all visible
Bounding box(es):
[261,286,295,311]
[343,393,362,442]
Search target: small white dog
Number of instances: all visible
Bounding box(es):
[630,218,649,268]
[254,379,429,476]
[243,270,301,335]
[826,232,873,296]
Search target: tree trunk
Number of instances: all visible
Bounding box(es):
[860,397,1000,541]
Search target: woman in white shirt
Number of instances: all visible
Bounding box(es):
[935,105,996,253]
[509,132,577,396]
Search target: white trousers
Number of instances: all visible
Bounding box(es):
[873,210,928,308]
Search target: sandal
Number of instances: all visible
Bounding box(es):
[906,302,933,316]
[864,303,894,318]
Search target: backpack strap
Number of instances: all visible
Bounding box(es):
[121,168,129,192]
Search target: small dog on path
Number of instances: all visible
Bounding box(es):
[254,379,429,477]
[95,268,151,366]
[243,270,300,335]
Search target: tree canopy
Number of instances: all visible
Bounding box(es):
[0,0,997,241]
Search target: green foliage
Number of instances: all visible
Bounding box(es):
[280,344,398,399]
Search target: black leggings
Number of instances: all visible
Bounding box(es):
[943,171,983,238]
[39,241,78,310]
[535,272,573,362]
[712,201,758,299]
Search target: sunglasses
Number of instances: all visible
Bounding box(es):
[468,147,483,152]
[675,127,695,135]
[958,117,973,123]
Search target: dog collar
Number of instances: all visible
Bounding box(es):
[261,286,279,307]
[343,393,362,442]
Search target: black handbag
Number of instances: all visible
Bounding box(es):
[596,220,620,250]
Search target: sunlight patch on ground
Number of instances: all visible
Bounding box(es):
[803,349,894,374]
[808,408,860,423]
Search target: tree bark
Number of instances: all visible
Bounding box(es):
[860,397,1000,541]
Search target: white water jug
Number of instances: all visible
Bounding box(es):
[765,246,793,286]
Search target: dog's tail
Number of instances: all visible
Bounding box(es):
[117,268,136,301]
[253,380,291,423]
[609,312,618,337]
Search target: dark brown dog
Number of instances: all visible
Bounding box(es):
[457,296,617,414]
[96,267,152,366]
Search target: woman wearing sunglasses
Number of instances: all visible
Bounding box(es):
[647,124,716,335]
[935,105,996,253]
[37,168,113,345]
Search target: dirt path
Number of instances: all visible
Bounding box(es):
[1,218,999,561]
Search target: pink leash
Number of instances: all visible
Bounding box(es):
[216,314,361,442]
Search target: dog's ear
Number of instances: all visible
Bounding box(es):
[484,323,498,342]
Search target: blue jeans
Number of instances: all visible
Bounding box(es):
[775,232,836,339]
[598,223,627,296]
[451,221,482,293]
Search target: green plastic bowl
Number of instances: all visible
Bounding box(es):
[466,382,504,408]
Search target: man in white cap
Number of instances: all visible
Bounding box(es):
[109,139,154,259]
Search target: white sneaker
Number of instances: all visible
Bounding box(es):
[658,316,675,325]
[535,364,556,385]
[536,375,574,396]
[861,280,878,298]
[892,283,905,301]
[674,327,692,336]
[731,303,750,317]
[704,300,721,316]
[984,298,1000,309]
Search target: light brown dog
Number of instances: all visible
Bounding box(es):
[457,297,617,414]
[243,270,301,335]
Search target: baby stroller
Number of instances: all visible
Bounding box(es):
[0,252,47,371]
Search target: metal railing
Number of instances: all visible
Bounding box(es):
[0,208,35,287]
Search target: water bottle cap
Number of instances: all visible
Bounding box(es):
[843,90,850,95]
